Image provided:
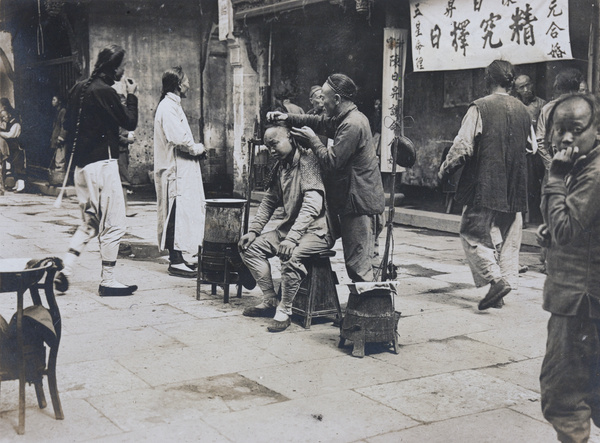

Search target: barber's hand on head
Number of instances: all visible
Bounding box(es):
[125,78,138,95]
[290,126,320,149]
[238,232,257,252]
[536,223,551,248]
[549,146,581,178]
[266,111,288,122]
[277,239,296,262]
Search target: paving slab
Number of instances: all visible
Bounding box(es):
[356,369,538,423]
[206,390,417,443]
[0,398,122,443]
[241,355,410,399]
[374,336,527,378]
[365,408,557,443]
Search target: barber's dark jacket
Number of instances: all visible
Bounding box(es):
[541,145,600,318]
[64,73,137,168]
[287,102,385,217]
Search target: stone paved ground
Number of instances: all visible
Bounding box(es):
[0,190,597,442]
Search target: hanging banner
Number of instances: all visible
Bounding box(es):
[409,0,572,72]
[381,28,408,173]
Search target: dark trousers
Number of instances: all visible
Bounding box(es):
[8,145,26,180]
[165,200,183,264]
[541,307,600,443]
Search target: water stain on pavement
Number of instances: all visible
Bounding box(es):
[168,373,288,411]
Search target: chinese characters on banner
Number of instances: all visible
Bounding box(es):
[381,28,408,173]
[409,0,572,71]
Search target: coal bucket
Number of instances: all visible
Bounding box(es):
[203,198,246,244]
[198,199,248,303]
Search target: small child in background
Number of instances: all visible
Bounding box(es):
[538,93,600,443]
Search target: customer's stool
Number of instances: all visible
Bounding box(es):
[0,258,64,435]
[292,250,342,329]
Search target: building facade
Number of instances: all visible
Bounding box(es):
[0,0,596,196]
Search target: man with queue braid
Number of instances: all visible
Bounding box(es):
[55,44,138,297]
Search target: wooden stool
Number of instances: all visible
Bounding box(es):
[0,259,64,435]
[292,250,342,329]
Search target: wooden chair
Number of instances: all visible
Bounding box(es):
[0,259,64,435]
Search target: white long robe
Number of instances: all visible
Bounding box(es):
[154,93,205,254]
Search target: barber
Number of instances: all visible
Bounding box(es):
[267,73,385,282]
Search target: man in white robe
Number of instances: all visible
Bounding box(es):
[154,66,206,278]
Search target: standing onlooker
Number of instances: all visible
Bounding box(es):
[49,95,67,175]
[306,85,325,116]
[536,68,584,168]
[438,60,533,310]
[154,66,206,278]
[57,44,138,296]
[0,105,25,192]
[514,75,546,127]
[514,74,546,225]
[268,73,385,282]
[538,93,600,443]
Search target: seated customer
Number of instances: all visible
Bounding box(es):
[239,122,333,332]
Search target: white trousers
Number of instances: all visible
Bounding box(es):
[69,159,126,264]
[459,205,522,289]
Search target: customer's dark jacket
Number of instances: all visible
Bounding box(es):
[287,102,385,216]
[64,73,137,168]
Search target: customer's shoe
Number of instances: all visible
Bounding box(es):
[478,279,511,311]
[126,212,138,217]
[242,304,276,317]
[267,317,291,333]
[519,265,528,274]
[98,284,137,297]
[168,263,197,278]
[184,261,198,270]
[53,271,69,293]
[14,179,25,193]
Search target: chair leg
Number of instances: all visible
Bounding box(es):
[34,381,47,409]
[196,245,202,300]
[16,290,25,435]
[236,283,242,298]
[223,259,230,304]
[47,368,64,420]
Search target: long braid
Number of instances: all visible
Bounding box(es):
[70,69,99,158]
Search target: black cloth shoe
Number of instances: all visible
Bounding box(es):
[267,317,291,333]
[478,279,511,311]
[238,264,256,290]
[491,298,505,309]
[168,264,197,278]
[242,305,276,318]
[98,284,137,297]
[53,271,69,293]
